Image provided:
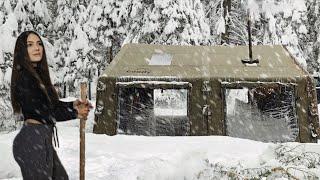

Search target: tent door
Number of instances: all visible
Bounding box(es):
[116,81,192,136]
[118,87,155,135]
[221,82,299,142]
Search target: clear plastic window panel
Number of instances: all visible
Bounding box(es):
[225,84,299,142]
[118,88,189,136]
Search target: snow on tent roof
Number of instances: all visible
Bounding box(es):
[104,44,306,79]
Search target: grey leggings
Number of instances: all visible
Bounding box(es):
[13,124,69,180]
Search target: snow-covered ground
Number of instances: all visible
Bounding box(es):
[0,99,320,179]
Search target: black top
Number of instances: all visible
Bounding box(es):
[15,65,77,124]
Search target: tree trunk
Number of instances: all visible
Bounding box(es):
[88,70,91,100]
[63,82,66,98]
[222,0,231,45]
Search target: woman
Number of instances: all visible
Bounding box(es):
[10,31,92,180]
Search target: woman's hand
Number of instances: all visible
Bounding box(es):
[73,99,93,119]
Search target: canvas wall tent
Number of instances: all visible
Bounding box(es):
[93,43,320,143]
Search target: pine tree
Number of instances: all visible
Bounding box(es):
[52,0,88,97]
[201,0,233,45]
[123,0,145,43]
[85,0,133,66]
[306,0,320,74]
[126,0,210,45]
[258,0,309,68]
[313,1,320,74]
[13,0,52,35]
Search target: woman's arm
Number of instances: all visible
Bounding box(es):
[51,99,92,121]
[50,100,78,121]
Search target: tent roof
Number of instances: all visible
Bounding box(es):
[102,44,307,80]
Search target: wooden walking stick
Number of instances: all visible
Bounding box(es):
[80,82,87,180]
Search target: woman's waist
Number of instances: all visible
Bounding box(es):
[24,119,54,129]
[23,113,55,124]
[25,118,44,125]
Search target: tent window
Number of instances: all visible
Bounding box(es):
[149,53,172,65]
[224,84,298,142]
[118,87,189,136]
[154,89,187,116]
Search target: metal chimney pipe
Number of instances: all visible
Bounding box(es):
[241,9,259,65]
[247,10,253,62]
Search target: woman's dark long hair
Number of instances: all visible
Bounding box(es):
[10,31,59,115]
